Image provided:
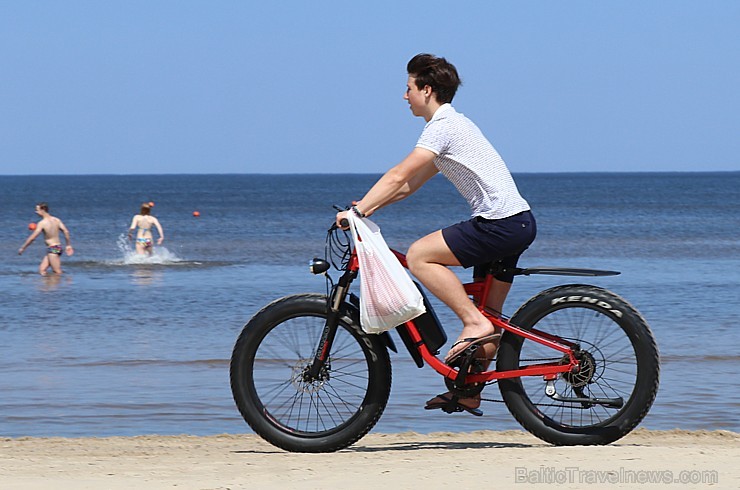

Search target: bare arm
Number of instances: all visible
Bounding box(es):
[350,147,437,215]
[128,216,139,238]
[335,148,437,227]
[18,229,42,254]
[58,220,74,255]
[152,217,164,245]
[18,226,43,254]
[377,156,439,208]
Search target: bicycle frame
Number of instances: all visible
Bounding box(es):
[318,246,582,386]
[233,225,656,451]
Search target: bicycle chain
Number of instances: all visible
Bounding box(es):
[481,357,562,363]
[480,393,594,408]
[478,357,584,409]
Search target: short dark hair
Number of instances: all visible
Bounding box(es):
[407,53,462,104]
[37,202,49,212]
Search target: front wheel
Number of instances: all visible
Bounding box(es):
[497,285,659,446]
[230,293,392,452]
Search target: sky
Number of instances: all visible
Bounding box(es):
[1,1,738,175]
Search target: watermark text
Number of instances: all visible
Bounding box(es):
[514,466,718,485]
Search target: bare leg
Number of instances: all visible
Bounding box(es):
[38,256,50,276]
[485,277,512,315]
[424,278,513,410]
[406,231,496,362]
[48,253,63,274]
[477,278,512,369]
[135,242,155,255]
[409,233,517,410]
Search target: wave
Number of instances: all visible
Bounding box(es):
[660,354,740,363]
[68,259,237,270]
[28,235,239,270]
[66,358,229,368]
[108,234,185,265]
[66,235,234,268]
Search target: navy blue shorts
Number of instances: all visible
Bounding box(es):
[441,210,536,283]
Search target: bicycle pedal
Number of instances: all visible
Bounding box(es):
[432,400,484,417]
[447,345,479,368]
[453,357,478,389]
[441,404,465,414]
[441,403,483,417]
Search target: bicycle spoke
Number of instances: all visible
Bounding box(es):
[250,314,371,435]
[515,304,639,429]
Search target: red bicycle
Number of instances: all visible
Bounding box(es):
[230,219,660,452]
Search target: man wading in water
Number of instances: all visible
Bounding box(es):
[19,202,74,275]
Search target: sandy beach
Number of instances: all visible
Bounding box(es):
[1,429,737,489]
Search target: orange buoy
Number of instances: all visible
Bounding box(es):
[28,222,37,231]
[148,201,155,207]
[192,211,200,217]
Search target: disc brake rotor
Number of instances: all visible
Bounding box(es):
[292,360,330,394]
[562,351,597,388]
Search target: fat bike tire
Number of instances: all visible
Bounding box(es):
[230,293,392,453]
[497,285,659,446]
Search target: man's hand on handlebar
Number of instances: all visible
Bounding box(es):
[335,210,350,230]
[335,202,371,230]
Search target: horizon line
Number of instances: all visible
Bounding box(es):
[1,169,738,177]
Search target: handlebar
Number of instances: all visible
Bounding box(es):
[330,205,350,231]
[328,219,350,235]
[328,218,349,233]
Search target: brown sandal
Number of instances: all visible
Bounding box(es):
[424,393,483,417]
[445,333,501,364]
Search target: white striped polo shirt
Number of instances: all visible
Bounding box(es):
[416,104,530,220]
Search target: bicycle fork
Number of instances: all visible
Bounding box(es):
[306,270,356,379]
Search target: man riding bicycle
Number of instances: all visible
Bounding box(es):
[336,53,536,414]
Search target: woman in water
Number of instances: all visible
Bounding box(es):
[128,203,164,255]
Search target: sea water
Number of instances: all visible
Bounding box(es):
[0,172,738,437]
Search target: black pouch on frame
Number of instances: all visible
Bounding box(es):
[412,281,447,354]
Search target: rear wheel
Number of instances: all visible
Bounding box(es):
[230,293,392,452]
[497,285,659,445]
